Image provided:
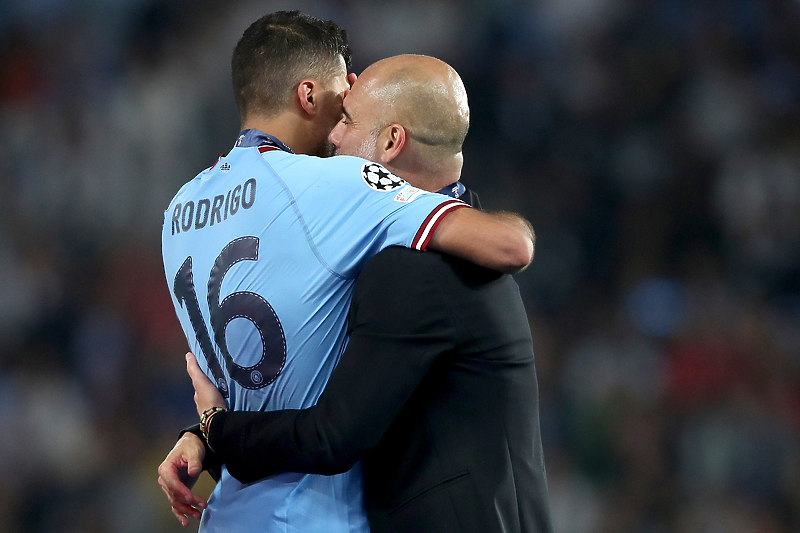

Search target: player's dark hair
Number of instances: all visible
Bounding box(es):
[231,10,352,122]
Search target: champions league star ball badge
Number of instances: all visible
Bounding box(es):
[361,162,405,191]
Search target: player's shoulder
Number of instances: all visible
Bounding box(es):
[283,154,408,192]
[305,153,367,169]
[164,169,207,212]
[269,152,367,173]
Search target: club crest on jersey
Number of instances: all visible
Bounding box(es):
[361,162,405,192]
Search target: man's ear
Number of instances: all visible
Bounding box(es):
[377,124,406,164]
[296,80,318,116]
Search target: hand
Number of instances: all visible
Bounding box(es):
[185,352,226,416]
[157,433,208,527]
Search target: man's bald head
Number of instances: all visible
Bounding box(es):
[358,55,470,155]
[329,54,470,189]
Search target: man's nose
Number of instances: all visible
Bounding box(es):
[329,122,343,147]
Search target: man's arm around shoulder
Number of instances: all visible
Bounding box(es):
[428,208,534,274]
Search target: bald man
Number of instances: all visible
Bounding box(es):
[161,55,554,533]
[332,55,471,188]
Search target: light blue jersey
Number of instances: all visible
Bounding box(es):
[162,131,467,533]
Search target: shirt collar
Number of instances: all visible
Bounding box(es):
[233,131,463,199]
[235,129,294,153]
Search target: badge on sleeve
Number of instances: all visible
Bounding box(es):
[394,184,424,203]
[361,162,405,191]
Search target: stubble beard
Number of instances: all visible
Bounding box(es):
[317,140,338,158]
[344,130,380,161]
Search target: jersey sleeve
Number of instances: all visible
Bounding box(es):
[282,155,470,278]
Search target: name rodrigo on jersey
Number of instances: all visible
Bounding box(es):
[170,178,256,235]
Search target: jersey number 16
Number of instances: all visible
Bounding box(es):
[172,236,286,398]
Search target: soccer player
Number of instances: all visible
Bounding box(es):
[161,55,553,533]
[161,12,533,533]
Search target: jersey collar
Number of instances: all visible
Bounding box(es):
[437,181,466,199]
[235,129,295,154]
[234,131,462,199]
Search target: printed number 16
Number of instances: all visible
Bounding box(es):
[173,236,286,398]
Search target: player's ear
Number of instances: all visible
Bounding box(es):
[377,124,405,164]
[296,80,318,116]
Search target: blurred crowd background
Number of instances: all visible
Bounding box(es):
[1,0,799,531]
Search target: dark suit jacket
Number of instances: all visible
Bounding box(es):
[197,245,554,533]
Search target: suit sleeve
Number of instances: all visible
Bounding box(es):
[207,247,457,483]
